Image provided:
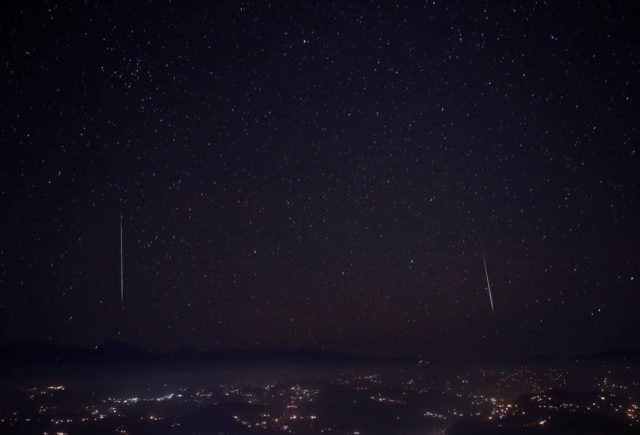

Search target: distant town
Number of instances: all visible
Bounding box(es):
[1,355,639,434]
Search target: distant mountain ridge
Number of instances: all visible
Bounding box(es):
[1,341,638,372]
[514,349,640,364]
[574,349,640,360]
[0,340,408,369]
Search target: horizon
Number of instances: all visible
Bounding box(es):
[2,338,640,363]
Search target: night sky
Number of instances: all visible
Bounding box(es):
[1,1,639,360]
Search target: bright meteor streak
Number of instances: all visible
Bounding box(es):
[482,252,495,314]
[120,205,124,307]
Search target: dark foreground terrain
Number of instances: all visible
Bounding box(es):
[1,348,639,434]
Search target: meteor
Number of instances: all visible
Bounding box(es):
[482,252,495,314]
[120,205,124,307]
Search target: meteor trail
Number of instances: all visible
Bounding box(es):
[120,205,124,307]
[482,252,495,314]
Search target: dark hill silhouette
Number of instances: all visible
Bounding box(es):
[0,340,408,370]
[575,349,640,360]
[2,341,639,371]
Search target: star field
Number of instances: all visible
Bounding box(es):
[1,1,639,359]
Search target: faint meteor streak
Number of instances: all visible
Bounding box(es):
[482,252,495,314]
[120,205,124,307]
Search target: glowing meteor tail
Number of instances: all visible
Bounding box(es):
[120,206,124,306]
[482,253,495,314]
